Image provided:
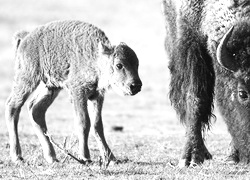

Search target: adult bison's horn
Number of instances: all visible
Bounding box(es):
[216,26,237,72]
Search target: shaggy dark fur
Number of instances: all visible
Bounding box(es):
[163,0,250,166]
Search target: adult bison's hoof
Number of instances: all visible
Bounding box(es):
[178,143,212,168]
[225,149,239,164]
[226,155,239,164]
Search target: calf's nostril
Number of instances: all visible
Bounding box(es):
[130,83,142,92]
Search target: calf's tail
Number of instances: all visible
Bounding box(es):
[13,30,29,50]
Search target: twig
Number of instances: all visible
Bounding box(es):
[62,137,78,163]
[62,155,69,164]
[45,133,86,164]
[63,136,67,149]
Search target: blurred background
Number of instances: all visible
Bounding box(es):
[0,0,228,150]
[0,0,173,135]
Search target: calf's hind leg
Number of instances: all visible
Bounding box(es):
[5,81,37,162]
[88,94,116,166]
[27,83,61,163]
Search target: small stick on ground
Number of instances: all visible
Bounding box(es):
[62,136,78,163]
[45,133,86,164]
[63,136,67,149]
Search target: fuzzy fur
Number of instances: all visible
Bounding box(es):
[5,20,142,164]
[163,0,250,166]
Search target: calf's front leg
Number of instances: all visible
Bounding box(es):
[88,94,116,166]
[70,89,91,162]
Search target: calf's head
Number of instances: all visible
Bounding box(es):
[98,42,142,96]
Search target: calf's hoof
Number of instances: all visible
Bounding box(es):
[10,153,23,162]
[99,154,117,168]
[107,158,120,166]
[12,156,24,164]
[77,155,92,165]
[81,159,93,165]
[44,155,59,164]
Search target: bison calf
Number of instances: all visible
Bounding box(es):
[5,20,142,164]
[163,0,250,166]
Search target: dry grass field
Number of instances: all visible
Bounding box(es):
[1,0,250,179]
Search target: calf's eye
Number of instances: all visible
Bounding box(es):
[239,90,248,99]
[116,64,123,70]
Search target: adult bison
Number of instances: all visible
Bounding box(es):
[163,0,250,167]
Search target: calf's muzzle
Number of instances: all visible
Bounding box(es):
[129,80,142,95]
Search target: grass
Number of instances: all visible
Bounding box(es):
[0,0,250,179]
[1,133,250,179]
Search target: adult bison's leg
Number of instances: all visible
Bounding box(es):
[169,29,215,167]
[27,83,61,163]
[69,87,91,162]
[88,94,116,167]
[179,93,213,167]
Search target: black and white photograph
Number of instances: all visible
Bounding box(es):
[1,0,250,179]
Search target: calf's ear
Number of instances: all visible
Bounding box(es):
[98,42,114,56]
[118,42,127,46]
